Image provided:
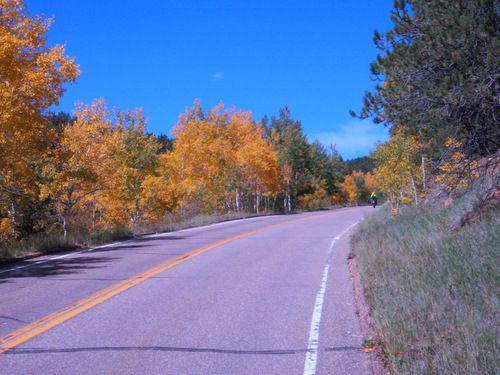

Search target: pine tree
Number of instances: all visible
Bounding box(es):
[354,0,500,162]
[262,106,312,212]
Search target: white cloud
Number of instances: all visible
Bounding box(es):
[211,72,224,81]
[310,119,389,160]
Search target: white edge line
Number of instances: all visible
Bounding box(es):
[303,222,359,375]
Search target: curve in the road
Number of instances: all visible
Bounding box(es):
[0,209,353,355]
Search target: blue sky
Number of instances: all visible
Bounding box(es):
[25,0,395,160]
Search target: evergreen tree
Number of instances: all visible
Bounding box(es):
[354,0,500,162]
[346,156,375,174]
[309,141,347,196]
[263,106,312,211]
[156,133,175,153]
[49,112,77,134]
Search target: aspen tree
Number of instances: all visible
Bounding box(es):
[0,0,79,235]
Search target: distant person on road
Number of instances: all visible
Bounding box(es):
[370,192,377,207]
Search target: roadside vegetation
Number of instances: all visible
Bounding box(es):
[348,1,499,373]
[351,180,499,374]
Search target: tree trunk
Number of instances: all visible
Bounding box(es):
[255,191,261,214]
[57,198,68,239]
[92,193,96,235]
[422,156,427,192]
[410,172,419,205]
[8,202,16,235]
[285,179,291,213]
[235,189,240,212]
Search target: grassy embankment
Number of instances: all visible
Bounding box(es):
[351,183,499,374]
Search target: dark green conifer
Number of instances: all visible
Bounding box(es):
[354,0,500,161]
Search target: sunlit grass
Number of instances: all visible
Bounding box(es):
[351,189,499,374]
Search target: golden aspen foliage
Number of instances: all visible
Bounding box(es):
[298,176,328,210]
[436,138,479,193]
[40,99,120,235]
[227,110,280,212]
[0,0,79,180]
[363,171,377,195]
[340,171,377,206]
[100,107,178,227]
[165,101,230,211]
[340,173,360,205]
[371,133,423,210]
[0,0,79,235]
[0,217,14,242]
[139,175,181,223]
[41,100,181,234]
[339,170,377,206]
[164,100,280,213]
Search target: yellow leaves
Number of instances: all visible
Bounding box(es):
[340,171,376,205]
[341,174,359,204]
[232,120,280,194]
[39,99,182,232]
[362,336,383,353]
[435,138,478,192]
[164,100,280,213]
[0,0,80,232]
[363,171,377,192]
[371,133,424,209]
[298,176,328,210]
[0,217,14,242]
[0,1,79,117]
[139,176,180,222]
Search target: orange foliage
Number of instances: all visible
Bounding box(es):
[0,0,79,235]
[164,100,280,213]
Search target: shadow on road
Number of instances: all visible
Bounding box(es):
[0,235,187,284]
[2,345,362,355]
[0,256,118,282]
[88,235,187,253]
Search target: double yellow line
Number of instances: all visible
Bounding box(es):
[0,210,345,353]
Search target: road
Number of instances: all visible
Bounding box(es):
[0,207,372,375]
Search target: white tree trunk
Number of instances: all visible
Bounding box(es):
[285,179,291,212]
[410,172,419,205]
[57,198,68,239]
[422,156,427,192]
[235,189,240,212]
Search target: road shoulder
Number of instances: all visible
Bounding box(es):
[348,237,388,375]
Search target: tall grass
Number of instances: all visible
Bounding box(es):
[351,190,499,374]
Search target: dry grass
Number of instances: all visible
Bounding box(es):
[351,186,499,374]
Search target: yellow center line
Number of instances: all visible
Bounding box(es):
[0,209,352,353]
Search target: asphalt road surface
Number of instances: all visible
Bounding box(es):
[0,207,373,375]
